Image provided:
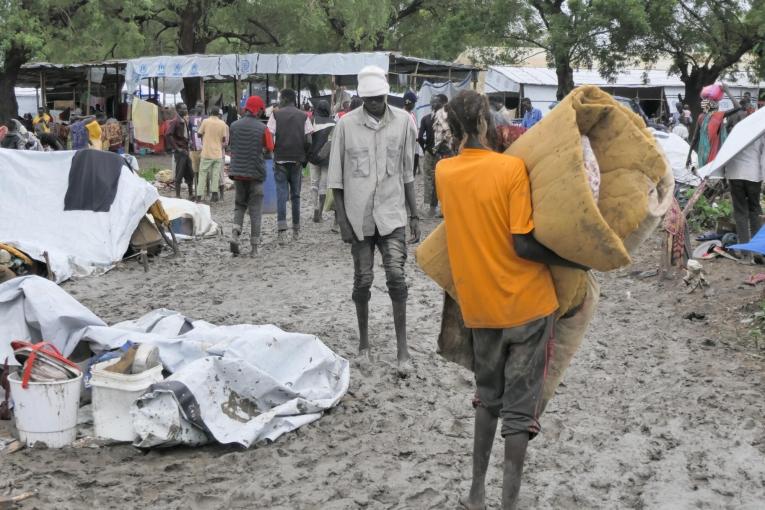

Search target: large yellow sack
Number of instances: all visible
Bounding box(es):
[505,85,672,313]
[416,85,673,316]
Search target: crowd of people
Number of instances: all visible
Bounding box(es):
[0,105,124,153]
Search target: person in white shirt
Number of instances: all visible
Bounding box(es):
[725,135,765,262]
[672,122,689,140]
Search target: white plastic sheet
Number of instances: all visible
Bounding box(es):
[414,75,473,123]
[124,55,223,94]
[157,197,220,238]
[0,277,350,448]
[651,129,700,186]
[0,276,106,364]
[697,107,765,179]
[0,149,159,282]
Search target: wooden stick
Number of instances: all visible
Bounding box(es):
[0,440,24,455]
[0,491,37,504]
[42,251,55,281]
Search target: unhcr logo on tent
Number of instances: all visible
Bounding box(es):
[190,63,199,76]
[138,64,148,75]
[172,63,183,77]
[240,59,251,74]
[157,63,166,76]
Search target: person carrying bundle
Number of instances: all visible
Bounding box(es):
[435,90,586,510]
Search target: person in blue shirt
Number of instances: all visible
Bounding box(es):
[520,98,542,129]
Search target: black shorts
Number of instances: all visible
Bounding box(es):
[472,315,554,439]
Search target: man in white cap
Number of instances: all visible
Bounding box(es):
[328,65,420,377]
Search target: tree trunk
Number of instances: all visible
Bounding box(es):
[0,71,20,122]
[555,59,575,100]
[176,2,207,108]
[0,44,31,121]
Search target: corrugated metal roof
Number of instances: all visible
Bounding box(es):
[488,66,765,90]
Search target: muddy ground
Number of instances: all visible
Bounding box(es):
[2,158,764,509]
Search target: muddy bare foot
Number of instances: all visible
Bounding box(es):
[396,358,412,379]
[458,495,485,510]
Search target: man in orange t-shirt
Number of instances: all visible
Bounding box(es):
[436,91,587,510]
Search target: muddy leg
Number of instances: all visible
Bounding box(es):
[461,405,497,510]
[355,300,369,355]
[391,299,410,365]
[503,433,529,509]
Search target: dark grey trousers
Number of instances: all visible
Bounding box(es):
[350,227,408,303]
[233,180,264,242]
[729,179,762,245]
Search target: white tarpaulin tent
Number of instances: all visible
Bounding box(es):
[651,129,700,186]
[238,52,390,78]
[697,107,765,179]
[414,75,473,123]
[0,276,350,448]
[125,52,393,93]
[124,54,229,94]
[0,148,158,283]
[485,66,763,115]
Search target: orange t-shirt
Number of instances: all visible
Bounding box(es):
[435,148,558,329]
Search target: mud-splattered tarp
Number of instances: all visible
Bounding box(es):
[111,314,351,448]
[1,276,350,448]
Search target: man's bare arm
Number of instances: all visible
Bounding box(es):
[512,232,588,270]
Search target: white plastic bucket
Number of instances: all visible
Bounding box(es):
[90,358,164,442]
[8,371,83,448]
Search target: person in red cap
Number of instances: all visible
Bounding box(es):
[227,95,274,256]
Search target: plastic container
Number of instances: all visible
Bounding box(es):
[263,159,277,214]
[90,358,164,442]
[8,371,83,448]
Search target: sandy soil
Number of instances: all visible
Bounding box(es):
[2,163,764,509]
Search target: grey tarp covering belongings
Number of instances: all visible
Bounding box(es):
[1,276,350,448]
[0,148,158,283]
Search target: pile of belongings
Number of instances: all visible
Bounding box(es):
[0,244,46,284]
[693,233,741,261]
[11,341,82,386]
[417,85,674,410]
[1,275,350,448]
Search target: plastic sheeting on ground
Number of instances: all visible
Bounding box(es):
[651,129,700,186]
[0,276,350,448]
[0,149,159,283]
[698,107,765,179]
[0,276,106,364]
[156,197,220,239]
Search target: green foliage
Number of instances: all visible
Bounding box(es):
[686,191,733,231]
[480,0,650,97]
[748,300,765,351]
[640,0,765,115]
[139,167,160,182]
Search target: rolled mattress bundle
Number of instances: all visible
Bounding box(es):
[417,86,674,404]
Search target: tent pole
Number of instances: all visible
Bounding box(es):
[86,70,91,115]
[200,78,206,114]
[234,79,239,110]
[297,74,302,105]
